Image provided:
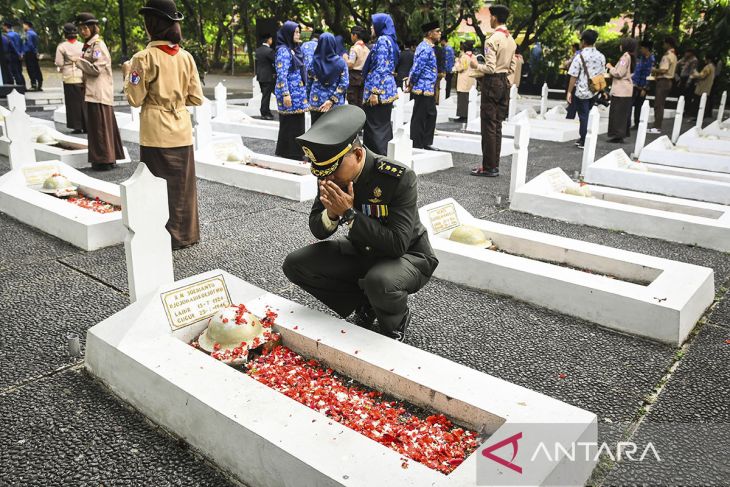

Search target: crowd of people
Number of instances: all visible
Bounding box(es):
[1,20,43,91]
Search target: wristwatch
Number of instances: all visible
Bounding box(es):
[339,207,356,226]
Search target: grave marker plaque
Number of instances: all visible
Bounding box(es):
[428,202,460,233]
[161,274,231,331]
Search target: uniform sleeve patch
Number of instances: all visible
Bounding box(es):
[93,49,101,59]
[130,71,141,85]
[376,160,405,178]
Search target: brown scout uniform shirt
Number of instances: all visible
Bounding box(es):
[75,35,115,105]
[474,28,517,76]
[55,40,83,84]
[347,40,370,71]
[124,41,204,148]
[657,49,678,80]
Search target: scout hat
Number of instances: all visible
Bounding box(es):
[296,105,366,178]
[421,20,440,34]
[139,0,185,21]
[75,13,99,25]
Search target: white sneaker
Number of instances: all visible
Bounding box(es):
[647,128,661,134]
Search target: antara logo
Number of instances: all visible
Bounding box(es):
[481,432,523,474]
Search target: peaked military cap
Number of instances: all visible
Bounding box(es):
[421,21,439,34]
[297,105,366,178]
[76,13,99,25]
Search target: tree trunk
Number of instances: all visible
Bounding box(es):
[213,19,225,65]
[673,0,683,35]
[240,0,254,73]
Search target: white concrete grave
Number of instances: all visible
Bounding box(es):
[387,124,453,175]
[431,129,515,157]
[3,108,35,167]
[210,82,280,141]
[86,264,597,486]
[115,106,142,143]
[121,163,174,303]
[715,90,727,123]
[510,165,730,252]
[239,76,278,116]
[676,126,730,153]
[671,96,685,144]
[194,103,317,201]
[420,198,713,345]
[581,107,601,174]
[0,159,125,251]
[696,92,707,130]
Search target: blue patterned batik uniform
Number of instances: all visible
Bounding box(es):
[409,41,437,96]
[363,36,398,104]
[444,45,455,72]
[275,46,310,114]
[301,40,317,70]
[309,67,349,109]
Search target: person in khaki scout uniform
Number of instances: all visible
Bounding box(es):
[649,36,678,134]
[470,4,516,177]
[346,26,370,107]
[74,13,125,170]
[282,105,438,343]
[55,23,86,133]
[123,0,204,250]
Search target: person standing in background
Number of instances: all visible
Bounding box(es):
[396,39,415,90]
[22,20,42,91]
[631,40,654,129]
[254,33,276,120]
[123,0,204,250]
[301,29,320,72]
[440,37,455,99]
[55,23,86,133]
[75,12,125,170]
[308,33,348,125]
[689,54,716,123]
[452,40,476,123]
[606,37,635,143]
[649,36,677,134]
[566,29,605,149]
[2,21,25,89]
[677,48,698,98]
[470,5,516,176]
[563,43,580,119]
[408,21,440,150]
[361,13,399,155]
[346,26,369,107]
[274,21,310,160]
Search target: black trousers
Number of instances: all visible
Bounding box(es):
[363,103,393,156]
[480,74,510,169]
[259,81,274,117]
[632,86,647,127]
[24,52,42,89]
[410,94,437,149]
[283,240,429,334]
[8,59,25,88]
[275,113,305,160]
[607,95,632,140]
[445,72,453,99]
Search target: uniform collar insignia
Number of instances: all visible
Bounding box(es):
[369,186,382,203]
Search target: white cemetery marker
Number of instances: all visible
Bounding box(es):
[6,108,36,169]
[391,89,405,129]
[581,107,600,175]
[252,76,262,98]
[7,89,26,114]
[633,100,650,158]
[121,163,174,303]
[540,83,548,117]
[671,96,685,144]
[193,101,214,157]
[696,92,707,130]
[387,125,413,164]
[507,84,518,121]
[214,82,228,121]
[467,85,478,124]
[130,105,141,124]
[509,120,530,202]
[717,91,727,123]
[438,77,447,104]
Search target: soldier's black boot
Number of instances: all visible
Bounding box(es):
[388,308,411,343]
[352,300,376,330]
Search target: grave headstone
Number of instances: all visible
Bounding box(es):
[581,106,600,174]
[214,82,228,121]
[509,120,530,202]
[467,85,478,125]
[540,82,548,117]
[671,96,685,144]
[633,100,650,157]
[7,89,26,114]
[252,76,262,98]
[121,163,174,303]
[696,92,707,130]
[438,77,446,104]
[6,108,36,169]
[391,89,405,129]
[717,91,727,123]
[193,101,214,157]
[387,125,413,164]
[507,84,518,120]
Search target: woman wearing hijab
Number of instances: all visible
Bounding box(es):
[334,35,347,58]
[308,33,349,125]
[606,37,635,143]
[275,21,310,160]
[362,13,399,155]
[122,0,204,250]
[74,13,125,170]
[55,23,86,133]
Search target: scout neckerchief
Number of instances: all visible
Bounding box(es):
[494,26,510,37]
[154,44,180,56]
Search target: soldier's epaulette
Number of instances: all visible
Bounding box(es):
[376,159,405,178]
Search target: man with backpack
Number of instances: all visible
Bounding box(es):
[566,29,606,148]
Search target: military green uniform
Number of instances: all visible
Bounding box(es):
[282,106,438,337]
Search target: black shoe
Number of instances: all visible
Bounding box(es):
[261,114,274,120]
[424,145,440,151]
[471,167,499,177]
[387,308,412,342]
[449,117,467,122]
[71,129,84,134]
[352,301,376,330]
[91,163,116,171]
[607,137,624,143]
